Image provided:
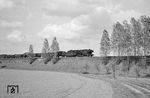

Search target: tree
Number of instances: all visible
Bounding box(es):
[28,44,35,64]
[140,15,150,55]
[130,17,143,56]
[122,20,132,70]
[122,20,132,56]
[50,37,59,52]
[42,38,50,53]
[100,29,110,56]
[41,38,50,58]
[29,44,33,53]
[111,22,124,56]
[140,15,150,68]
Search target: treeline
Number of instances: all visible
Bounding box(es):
[100,15,150,56]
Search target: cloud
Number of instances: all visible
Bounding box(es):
[111,9,142,22]
[0,0,14,9]
[42,0,137,38]
[38,19,87,39]
[40,5,113,43]
[7,30,26,42]
[39,5,114,52]
[42,0,144,29]
[0,20,23,28]
[43,0,95,17]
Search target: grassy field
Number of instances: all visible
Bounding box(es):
[0,57,101,73]
[0,56,150,78]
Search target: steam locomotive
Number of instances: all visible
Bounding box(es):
[62,49,93,57]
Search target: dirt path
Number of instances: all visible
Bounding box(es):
[0,69,113,98]
[120,80,150,98]
[65,75,113,98]
[81,74,150,98]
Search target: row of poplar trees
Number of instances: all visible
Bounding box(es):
[28,37,59,54]
[42,37,59,54]
[100,15,150,56]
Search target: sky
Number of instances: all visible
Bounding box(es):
[0,0,150,56]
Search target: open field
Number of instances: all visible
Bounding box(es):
[0,69,113,98]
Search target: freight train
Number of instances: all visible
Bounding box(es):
[0,49,94,59]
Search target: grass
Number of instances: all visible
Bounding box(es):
[0,56,150,78]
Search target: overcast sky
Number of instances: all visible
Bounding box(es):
[0,0,150,55]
